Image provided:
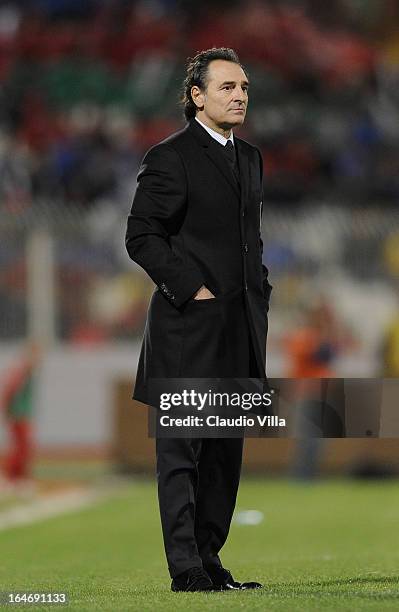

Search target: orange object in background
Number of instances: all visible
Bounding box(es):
[284,300,352,378]
[283,300,357,410]
[285,326,336,378]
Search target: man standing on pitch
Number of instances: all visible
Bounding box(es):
[126,48,272,592]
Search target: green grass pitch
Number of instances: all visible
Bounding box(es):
[1,478,398,611]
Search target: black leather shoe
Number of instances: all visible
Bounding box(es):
[171,567,213,592]
[205,565,263,591]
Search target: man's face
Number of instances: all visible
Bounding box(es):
[192,59,249,130]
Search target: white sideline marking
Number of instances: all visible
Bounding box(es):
[0,487,110,531]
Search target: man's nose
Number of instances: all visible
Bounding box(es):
[233,87,246,102]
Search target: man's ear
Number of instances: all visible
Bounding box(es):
[191,86,205,111]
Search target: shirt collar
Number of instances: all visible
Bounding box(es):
[195,117,234,147]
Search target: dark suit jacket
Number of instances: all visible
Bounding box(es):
[126,118,272,404]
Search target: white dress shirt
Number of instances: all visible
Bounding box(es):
[195,117,234,147]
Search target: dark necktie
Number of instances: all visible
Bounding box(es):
[223,140,240,183]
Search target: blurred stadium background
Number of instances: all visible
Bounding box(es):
[1,2,399,603]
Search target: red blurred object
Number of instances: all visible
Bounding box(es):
[1,344,41,482]
[135,118,181,152]
[18,92,62,152]
[69,323,109,345]
[3,420,33,480]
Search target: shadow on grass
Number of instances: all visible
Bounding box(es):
[131,575,399,601]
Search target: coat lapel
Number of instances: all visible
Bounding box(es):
[187,120,240,199]
[235,137,249,212]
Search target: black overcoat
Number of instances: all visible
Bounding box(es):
[126,119,272,404]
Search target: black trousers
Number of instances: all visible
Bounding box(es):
[156,436,244,577]
[155,305,259,578]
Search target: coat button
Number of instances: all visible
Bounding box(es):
[243,243,248,253]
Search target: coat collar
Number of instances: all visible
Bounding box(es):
[187,119,249,202]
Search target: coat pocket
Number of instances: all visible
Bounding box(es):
[186,295,220,308]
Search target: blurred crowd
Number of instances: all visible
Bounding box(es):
[1,0,399,210]
[1,0,399,375]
